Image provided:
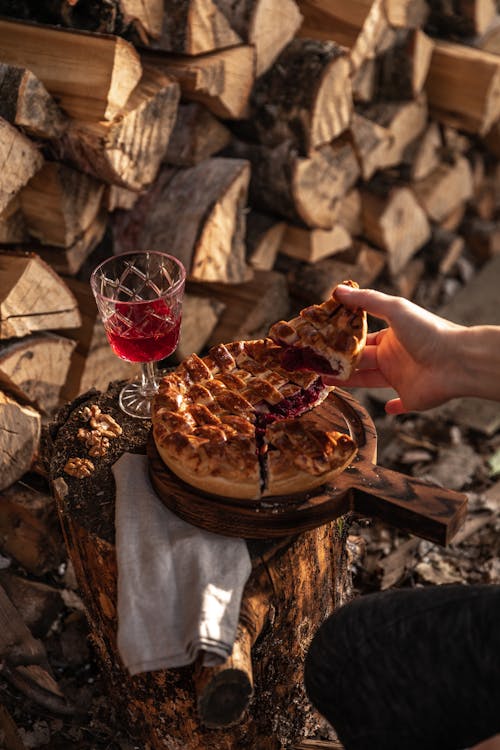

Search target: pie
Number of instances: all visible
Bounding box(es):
[150,280,366,500]
[268,279,367,379]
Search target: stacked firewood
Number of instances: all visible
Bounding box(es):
[0,0,500,731]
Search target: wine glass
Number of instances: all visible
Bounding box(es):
[91,251,186,419]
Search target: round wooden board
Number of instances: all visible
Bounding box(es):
[147,389,377,539]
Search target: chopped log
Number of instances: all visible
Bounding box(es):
[426,40,500,135]
[484,118,500,157]
[0,482,66,576]
[165,102,231,167]
[0,572,65,638]
[56,66,180,191]
[248,38,352,155]
[402,121,442,181]
[476,15,500,54]
[232,137,360,229]
[0,583,48,666]
[48,380,351,747]
[56,278,138,403]
[351,57,378,102]
[174,293,226,361]
[431,227,466,275]
[112,158,251,283]
[0,118,44,214]
[144,45,256,119]
[0,334,76,414]
[0,63,68,139]
[0,391,41,492]
[349,111,392,180]
[285,241,386,304]
[297,0,395,72]
[280,223,352,263]
[19,162,105,248]
[462,216,500,261]
[106,186,140,212]
[360,180,431,275]
[358,93,428,170]
[336,188,363,235]
[34,207,108,276]
[393,256,426,298]
[384,0,429,28]
[0,703,26,750]
[0,18,143,121]
[0,252,80,339]
[426,0,496,38]
[119,0,165,42]
[0,196,28,244]
[245,212,286,271]
[153,0,241,54]
[213,0,303,75]
[439,202,467,232]
[412,156,474,224]
[376,28,433,100]
[187,269,290,345]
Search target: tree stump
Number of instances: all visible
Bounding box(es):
[46,382,353,750]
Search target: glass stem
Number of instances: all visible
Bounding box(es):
[140,361,159,397]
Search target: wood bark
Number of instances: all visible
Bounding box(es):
[0,390,41,492]
[426,0,497,38]
[0,17,142,121]
[0,118,44,214]
[426,39,500,135]
[187,270,290,345]
[0,63,68,139]
[19,162,105,248]
[143,45,256,119]
[0,334,76,414]
[249,38,352,156]
[57,66,180,191]
[376,28,434,100]
[165,102,231,167]
[112,158,251,283]
[232,137,360,230]
[213,0,303,75]
[360,180,432,275]
[153,0,241,54]
[0,252,81,339]
[47,381,353,748]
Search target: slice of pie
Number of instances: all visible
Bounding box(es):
[268,280,367,380]
[151,338,357,500]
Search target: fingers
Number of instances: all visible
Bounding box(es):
[385,397,406,415]
[334,284,404,324]
[323,370,391,388]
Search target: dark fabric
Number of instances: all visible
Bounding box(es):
[304,584,500,750]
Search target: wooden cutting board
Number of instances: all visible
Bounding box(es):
[147,389,468,545]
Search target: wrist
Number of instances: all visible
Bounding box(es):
[450,325,500,402]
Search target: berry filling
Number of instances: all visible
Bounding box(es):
[279,346,341,377]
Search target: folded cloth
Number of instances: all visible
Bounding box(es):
[112,452,252,675]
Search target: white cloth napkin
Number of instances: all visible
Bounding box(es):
[112,452,252,675]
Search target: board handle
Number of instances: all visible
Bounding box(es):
[343,463,468,545]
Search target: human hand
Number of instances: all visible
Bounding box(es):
[323,285,466,415]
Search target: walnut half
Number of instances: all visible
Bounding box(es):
[64,457,95,478]
[88,405,123,438]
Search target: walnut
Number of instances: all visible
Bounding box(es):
[64,457,95,478]
[89,406,122,438]
[88,433,110,457]
[77,427,92,442]
[80,406,92,422]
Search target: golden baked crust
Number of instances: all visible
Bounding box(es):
[151,337,357,500]
[268,279,367,380]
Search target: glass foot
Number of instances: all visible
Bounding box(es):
[119,380,158,419]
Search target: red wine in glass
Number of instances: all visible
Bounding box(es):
[106,299,181,363]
